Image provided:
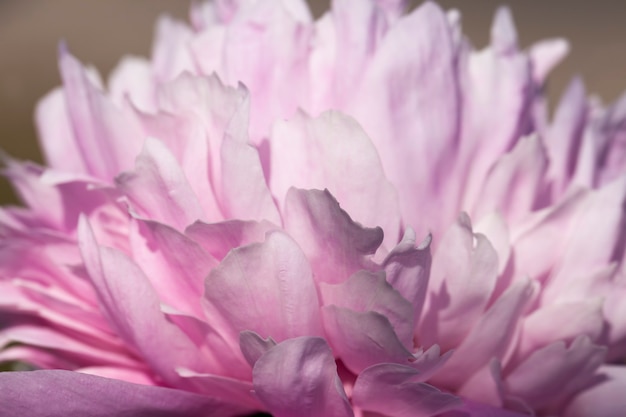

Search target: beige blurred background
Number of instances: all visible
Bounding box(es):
[0,0,624,203]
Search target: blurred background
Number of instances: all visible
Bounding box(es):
[0,0,624,203]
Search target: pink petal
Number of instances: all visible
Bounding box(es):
[420,214,499,350]
[270,112,401,250]
[347,1,459,239]
[252,337,353,417]
[58,49,144,180]
[383,228,432,327]
[151,15,196,82]
[129,218,218,318]
[116,137,205,230]
[352,363,461,417]
[431,279,536,389]
[284,188,383,284]
[78,217,206,383]
[321,305,413,374]
[529,38,569,84]
[0,370,246,416]
[107,56,157,113]
[239,330,277,367]
[319,270,414,349]
[564,365,626,417]
[203,231,323,343]
[504,336,606,410]
[185,219,276,261]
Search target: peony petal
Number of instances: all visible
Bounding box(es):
[321,305,413,374]
[431,279,536,389]
[78,217,206,383]
[252,337,353,417]
[108,56,157,113]
[116,137,205,230]
[420,214,499,350]
[270,111,400,250]
[352,363,461,417]
[129,218,218,318]
[564,365,626,417]
[0,369,246,416]
[204,231,323,343]
[58,48,144,180]
[151,15,196,82]
[319,270,414,348]
[529,38,569,84]
[185,219,276,261]
[284,188,383,284]
[239,330,276,367]
[382,228,432,327]
[505,336,607,410]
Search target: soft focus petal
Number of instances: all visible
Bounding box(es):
[564,365,626,417]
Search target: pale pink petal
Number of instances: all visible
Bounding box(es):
[564,365,626,417]
[270,112,401,249]
[420,214,499,350]
[529,38,569,84]
[77,366,156,386]
[321,305,413,374]
[116,137,205,230]
[129,218,218,317]
[319,270,414,349]
[34,88,86,173]
[284,188,382,284]
[252,337,353,417]
[107,56,157,113]
[348,1,459,239]
[151,15,196,82]
[352,363,461,417]
[505,336,606,410]
[203,231,323,343]
[382,228,432,326]
[58,48,144,180]
[0,370,247,416]
[78,217,206,383]
[431,279,536,389]
[185,219,276,261]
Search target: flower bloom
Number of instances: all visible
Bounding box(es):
[1,1,626,416]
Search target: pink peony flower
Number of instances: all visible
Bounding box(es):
[1,1,625,416]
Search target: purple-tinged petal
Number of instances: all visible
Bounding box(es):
[504,336,607,410]
[322,305,413,374]
[116,137,204,230]
[253,337,353,417]
[319,270,414,348]
[129,218,218,318]
[457,359,505,408]
[204,231,323,343]
[352,363,461,417]
[383,228,432,326]
[176,368,261,411]
[437,399,530,417]
[271,112,400,250]
[185,219,276,261]
[239,330,277,367]
[420,214,499,350]
[0,370,246,417]
[284,188,383,284]
[564,365,626,417]
[58,49,144,180]
[431,279,536,389]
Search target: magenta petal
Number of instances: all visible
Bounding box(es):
[239,330,276,367]
[252,337,353,417]
[204,231,323,343]
[284,188,383,284]
[0,370,245,417]
[352,363,461,417]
